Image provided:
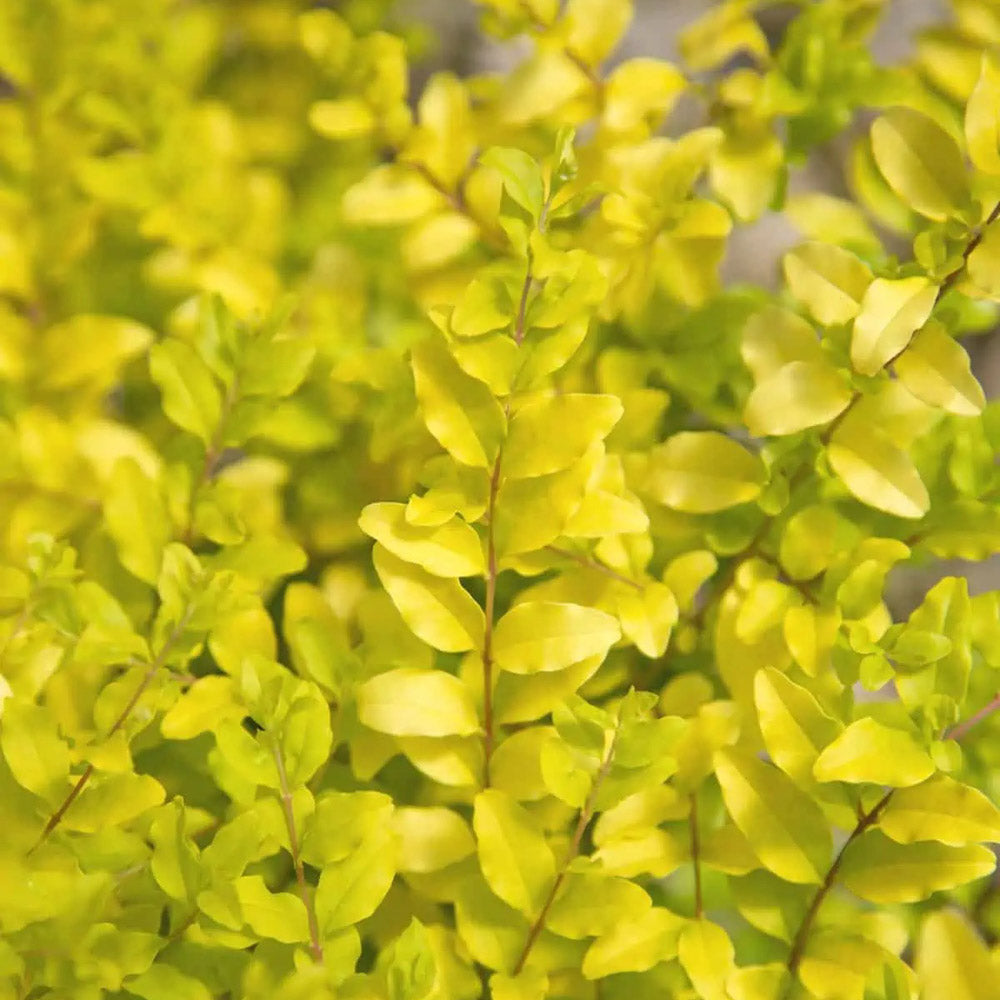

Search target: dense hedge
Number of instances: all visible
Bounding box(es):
[2,1,1000,998]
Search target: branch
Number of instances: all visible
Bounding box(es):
[544,545,643,591]
[29,607,193,853]
[512,715,623,975]
[690,792,703,919]
[946,691,1000,743]
[272,742,324,963]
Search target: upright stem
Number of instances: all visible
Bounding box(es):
[272,743,324,963]
[481,453,503,787]
[690,792,703,919]
[512,717,622,975]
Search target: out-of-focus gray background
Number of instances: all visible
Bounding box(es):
[400,0,998,607]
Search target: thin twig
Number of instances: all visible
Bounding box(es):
[272,743,324,963]
[946,691,1000,743]
[544,545,643,591]
[512,714,623,974]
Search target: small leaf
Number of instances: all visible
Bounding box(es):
[783,242,872,326]
[149,339,222,444]
[715,748,831,884]
[827,420,930,519]
[360,503,484,577]
[357,667,480,738]
[315,825,397,933]
[917,910,999,1000]
[870,108,969,221]
[878,774,1000,845]
[744,360,852,437]
[492,602,621,674]
[373,544,485,652]
[392,807,476,873]
[895,319,985,416]
[839,831,995,903]
[813,717,935,787]
[582,907,686,979]
[644,431,765,513]
[965,54,1000,176]
[235,875,309,943]
[473,789,556,916]
[679,919,735,1000]
[850,276,938,377]
[504,394,623,479]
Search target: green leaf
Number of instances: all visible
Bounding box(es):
[782,242,872,326]
[966,54,1000,174]
[714,747,831,884]
[504,395,623,479]
[744,360,852,437]
[149,339,222,444]
[827,420,930,519]
[357,667,480,737]
[315,824,397,933]
[492,601,621,674]
[373,544,485,652]
[917,910,999,1000]
[839,831,995,903]
[360,503,484,578]
[813,717,935,787]
[384,918,436,1000]
[104,458,170,585]
[616,582,679,658]
[850,276,938,377]
[472,789,556,916]
[480,147,545,218]
[644,431,765,513]
[411,334,506,469]
[678,919,735,1000]
[0,700,70,802]
[753,668,843,787]
[894,320,985,416]
[125,964,213,1000]
[741,306,823,382]
[546,872,652,939]
[301,790,394,867]
[582,907,686,979]
[878,774,1000,845]
[235,875,309,943]
[392,806,476,873]
[870,108,970,221]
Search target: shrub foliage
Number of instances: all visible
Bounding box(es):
[2,1,1000,998]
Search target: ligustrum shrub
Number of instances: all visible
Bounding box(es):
[4,0,1000,997]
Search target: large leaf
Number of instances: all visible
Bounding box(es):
[492,601,621,674]
[714,748,831,884]
[782,242,872,326]
[894,320,985,416]
[472,789,555,916]
[744,360,852,437]
[373,544,485,652]
[878,774,1000,846]
[850,276,938,376]
[813,717,934,788]
[917,910,1000,1000]
[965,54,1000,176]
[357,668,480,738]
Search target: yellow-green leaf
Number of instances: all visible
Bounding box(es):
[149,339,222,445]
[827,420,930,519]
[917,910,1000,1000]
[744,360,853,437]
[878,774,1000,846]
[645,431,765,513]
[235,875,309,943]
[392,806,475,873]
[741,306,823,382]
[895,320,986,416]
[546,873,652,939]
[965,54,1000,176]
[411,335,506,469]
[472,789,556,916]
[850,276,938,376]
[813,717,935,787]
[782,242,872,326]
[870,108,970,221]
[679,919,735,1000]
[373,544,485,652]
[1,701,70,802]
[360,503,484,578]
[582,907,686,979]
[753,668,843,787]
[617,582,679,658]
[715,748,831,884]
[839,831,995,903]
[492,601,621,674]
[357,668,480,737]
[504,394,623,479]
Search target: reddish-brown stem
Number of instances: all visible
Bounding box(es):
[513,260,533,346]
[544,545,643,591]
[512,717,622,975]
[690,792,703,919]
[785,790,893,980]
[947,691,1000,742]
[29,610,192,853]
[272,743,324,963]
[481,453,503,787]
